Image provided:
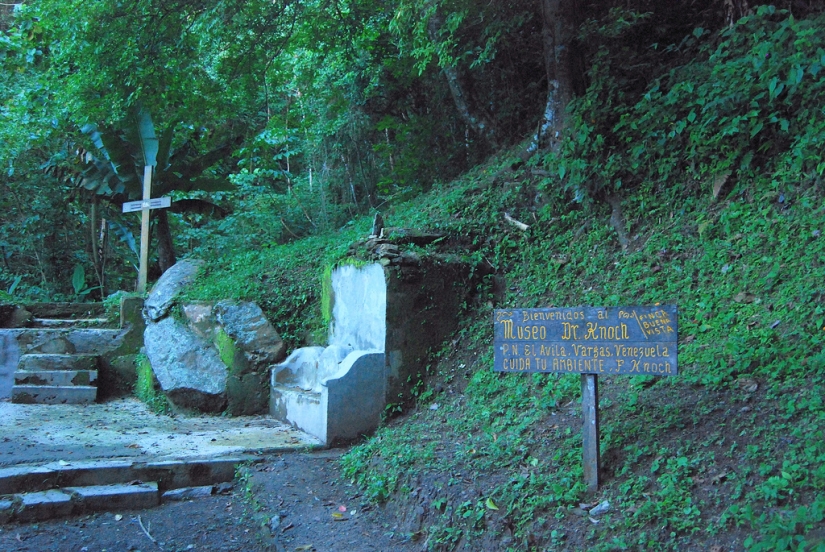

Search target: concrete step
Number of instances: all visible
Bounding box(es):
[14,369,98,387]
[0,456,252,495]
[0,482,160,523]
[11,385,97,404]
[17,353,99,372]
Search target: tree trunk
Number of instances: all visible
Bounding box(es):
[428,12,498,148]
[724,0,750,26]
[527,0,577,155]
[155,209,177,274]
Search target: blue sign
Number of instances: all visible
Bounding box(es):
[494,306,678,375]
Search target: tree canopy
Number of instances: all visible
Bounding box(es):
[2,0,824,298]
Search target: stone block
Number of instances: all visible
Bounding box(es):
[161,485,214,502]
[16,490,74,522]
[140,457,246,491]
[0,465,56,495]
[66,482,159,511]
[48,459,136,489]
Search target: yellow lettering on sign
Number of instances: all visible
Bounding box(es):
[584,322,629,341]
[501,319,514,339]
[561,322,579,340]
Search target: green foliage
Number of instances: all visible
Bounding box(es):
[553,7,825,200]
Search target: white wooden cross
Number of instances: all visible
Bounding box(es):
[121,166,171,293]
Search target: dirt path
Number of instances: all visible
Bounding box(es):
[0,449,419,552]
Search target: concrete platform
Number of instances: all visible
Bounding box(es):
[0,397,321,523]
[0,397,321,467]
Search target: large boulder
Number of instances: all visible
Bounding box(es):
[214,301,286,371]
[144,259,204,322]
[143,300,286,415]
[144,317,228,412]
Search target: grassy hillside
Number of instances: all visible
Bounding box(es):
[188,8,825,550]
[337,153,825,551]
[191,148,825,550]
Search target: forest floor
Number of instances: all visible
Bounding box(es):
[0,448,418,552]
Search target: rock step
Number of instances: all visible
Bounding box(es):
[17,353,99,372]
[31,317,112,328]
[14,369,98,387]
[11,385,97,404]
[0,457,251,495]
[25,302,106,319]
[0,482,160,523]
[2,328,125,355]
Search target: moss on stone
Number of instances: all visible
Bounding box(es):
[135,354,170,414]
[214,327,242,375]
[321,264,333,328]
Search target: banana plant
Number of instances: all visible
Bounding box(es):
[74,107,238,273]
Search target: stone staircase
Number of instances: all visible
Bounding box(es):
[0,456,246,523]
[9,303,114,405]
[12,353,99,404]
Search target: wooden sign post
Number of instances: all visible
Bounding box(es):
[122,166,171,294]
[494,306,678,494]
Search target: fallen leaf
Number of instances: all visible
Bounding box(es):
[737,378,758,393]
[338,505,347,512]
[589,517,600,524]
[485,498,499,511]
[114,514,123,521]
[58,460,70,466]
[331,512,344,520]
[712,172,731,199]
[711,472,730,485]
[125,443,140,449]
[294,546,314,551]
[734,292,756,304]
